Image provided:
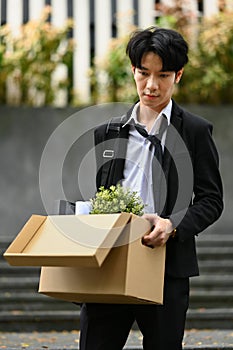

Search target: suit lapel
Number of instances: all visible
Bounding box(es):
[158,103,183,214]
[163,101,183,178]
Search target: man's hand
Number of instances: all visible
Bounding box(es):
[141,213,174,248]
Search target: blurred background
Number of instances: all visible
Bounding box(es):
[0,0,233,106]
[0,0,233,333]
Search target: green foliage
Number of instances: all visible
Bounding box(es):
[93,8,233,105]
[90,184,145,216]
[2,3,232,106]
[0,6,74,106]
[178,11,233,104]
[92,33,137,103]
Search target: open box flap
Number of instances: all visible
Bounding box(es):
[4,213,131,267]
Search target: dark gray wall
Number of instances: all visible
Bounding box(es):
[0,106,77,238]
[0,104,232,240]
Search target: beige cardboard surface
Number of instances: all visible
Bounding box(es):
[4,213,131,267]
[39,215,166,304]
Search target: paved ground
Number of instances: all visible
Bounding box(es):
[0,330,233,349]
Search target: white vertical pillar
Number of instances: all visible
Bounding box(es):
[50,0,68,107]
[28,0,44,20]
[160,0,173,7]
[226,0,233,11]
[116,0,134,37]
[95,0,112,103]
[7,0,23,35]
[51,0,67,27]
[184,0,199,47]
[203,0,219,17]
[138,0,155,29]
[73,0,91,103]
[6,0,23,104]
[184,0,198,13]
[95,0,112,58]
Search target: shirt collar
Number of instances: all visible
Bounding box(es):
[123,100,172,130]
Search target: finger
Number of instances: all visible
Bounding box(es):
[141,237,154,249]
[142,213,158,225]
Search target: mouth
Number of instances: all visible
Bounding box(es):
[144,93,159,99]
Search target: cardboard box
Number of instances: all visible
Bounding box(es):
[39,214,166,304]
[4,213,132,267]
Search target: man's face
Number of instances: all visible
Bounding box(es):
[132,52,183,113]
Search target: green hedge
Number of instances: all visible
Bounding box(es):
[93,11,233,105]
[0,6,73,106]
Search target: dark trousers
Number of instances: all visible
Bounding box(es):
[79,275,189,350]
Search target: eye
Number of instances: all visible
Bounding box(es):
[159,73,169,78]
[138,70,149,76]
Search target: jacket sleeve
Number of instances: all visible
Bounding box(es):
[170,120,223,242]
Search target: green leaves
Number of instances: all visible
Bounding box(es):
[177,11,233,104]
[0,6,74,106]
[90,184,145,216]
[92,8,233,105]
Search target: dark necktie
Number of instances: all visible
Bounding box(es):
[134,114,168,164]
[134,114,168,213]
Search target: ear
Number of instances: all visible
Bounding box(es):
[131,66,136,74]
[175,68,184,83]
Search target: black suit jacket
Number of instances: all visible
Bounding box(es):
[94,100,223,278]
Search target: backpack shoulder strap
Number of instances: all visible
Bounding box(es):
[105,116,124,137]
[97,115,126,188]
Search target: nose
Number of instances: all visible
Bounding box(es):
[146,75,159,90]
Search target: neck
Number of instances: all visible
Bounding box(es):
[138,104,160,129]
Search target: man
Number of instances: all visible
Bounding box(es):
[79,26,223,350]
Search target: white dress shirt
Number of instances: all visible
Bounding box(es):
[121,100,172,213]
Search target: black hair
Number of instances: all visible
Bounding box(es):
[126,26,189,73]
